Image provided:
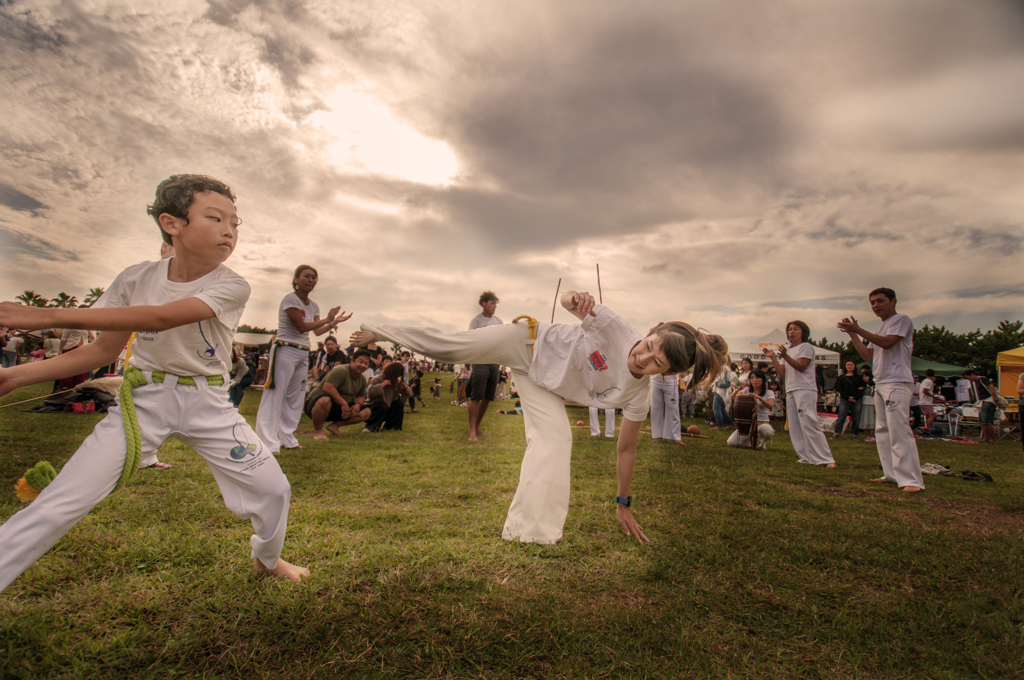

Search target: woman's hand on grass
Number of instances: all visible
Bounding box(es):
[616,505,649,544]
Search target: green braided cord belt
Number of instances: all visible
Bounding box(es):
[116,367,224,492]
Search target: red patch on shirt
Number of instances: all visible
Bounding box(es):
[588,351,609,372]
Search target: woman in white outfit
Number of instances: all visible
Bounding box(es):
[255,265,349,454]
[764,321,835,468]
[351,290,729,545]
[727,369,775,449]
[589,406,616,438]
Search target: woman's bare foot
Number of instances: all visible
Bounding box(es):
[825,463,837,469]
[901,486,924,493]
[869,477,887,483]
[652,437,663,442]
[312,431,329,442]
[254,558,310,583]
[282,444,305,451]
[671,440,685,446]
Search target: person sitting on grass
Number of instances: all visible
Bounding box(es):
[350,289,729,545]
[304,349,372,441]
[0,174,308,591]
[363,361,412,432]
[727,369,775,449]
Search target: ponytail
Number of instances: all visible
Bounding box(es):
[647,321,729,393]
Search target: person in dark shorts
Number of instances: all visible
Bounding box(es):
[467,291,503,441]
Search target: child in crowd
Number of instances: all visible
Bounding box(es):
[0,174,308,591]
[351,290,728,545]
[432,378,442,398]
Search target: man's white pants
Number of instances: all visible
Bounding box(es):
[786,389,834,465]
[874,383,925,489]
[255,345,308,451]
[361,322,570,544]
[0,377,291,592]
[650,381,681,441]
[589,406,616,437]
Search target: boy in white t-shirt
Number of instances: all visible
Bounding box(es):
[351,290,729,544]
[838,287,924,492]
[0,175,308,591]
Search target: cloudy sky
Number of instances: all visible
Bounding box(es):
[2,0,1022,348]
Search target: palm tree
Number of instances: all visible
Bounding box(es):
[15,290,48,307]
[82,287,105,308]
[51,292,78,308]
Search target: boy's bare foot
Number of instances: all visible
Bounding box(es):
[671,440,685,446]
[825,463,837,469]
[901,486,924,493]
[254,558,310,583]
[313,431,329,442]
[468,433,479,442]
[325,423,342,437]
[478,430,490,437]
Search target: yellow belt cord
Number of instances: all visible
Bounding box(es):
[264,339,310,389]
[512,315,539,357]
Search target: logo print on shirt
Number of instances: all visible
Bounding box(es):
[228,423,261,461]
[196,320,218,359]
[588,351,609,372]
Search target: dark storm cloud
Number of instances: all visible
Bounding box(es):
[941,282,1024,299]
[925,225,1022,256]
[0,225,80,262]
[0,183,46,213]
[0,7,69,52]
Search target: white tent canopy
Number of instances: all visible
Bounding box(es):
[729,328,840,366]
[233,332,275,347]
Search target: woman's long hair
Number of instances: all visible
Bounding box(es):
[646,321,729,392]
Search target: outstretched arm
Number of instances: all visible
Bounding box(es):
[0,298,216,333]
[0,330,129,398]
[285,307,350,336]
[615,417,650,543]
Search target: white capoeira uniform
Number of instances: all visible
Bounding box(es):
[870,314,924,489]
[727,387,776,448]
[255,292,319,452]
[784,343,834,465]
[589,406,616,437]
[0,259,292,592]
[362,304,651,544]
[650,372,681,441]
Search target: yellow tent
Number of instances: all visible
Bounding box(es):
[997,345,1024,410]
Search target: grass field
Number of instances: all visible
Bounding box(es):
[2,374,1023,679]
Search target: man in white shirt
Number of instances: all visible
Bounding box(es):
[838,287,924,492]
[467,291,503,442]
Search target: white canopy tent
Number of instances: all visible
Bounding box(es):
[729,328,840,366]
[233,332,275,347]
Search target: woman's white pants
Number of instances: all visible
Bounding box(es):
[874,383,925,488]
[361,322,571,544]
[786,389,834,465]
[0,378,291,592]
[650,381,681,441]
[727,423,775,448]
[589,407,616,437]
[255,345,308,451]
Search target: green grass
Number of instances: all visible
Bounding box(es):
[2,374,1023,679]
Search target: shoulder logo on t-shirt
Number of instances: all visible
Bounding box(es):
[588,351,609,372]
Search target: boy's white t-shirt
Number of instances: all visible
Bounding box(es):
[530,304,651,421]
[870,313,914,384]
[275,292,320,346]
[740,386,776,421]
[920,378,935,405]
[94,258,250,377]
[785,343,817,392]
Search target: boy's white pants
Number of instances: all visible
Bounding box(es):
[874,383,925,489]
[361,322,570,544]
[589,406,616,437]
[650,381,681,441]
[0,377,291,592]
[786,389,834,465]
[255,345,308,451]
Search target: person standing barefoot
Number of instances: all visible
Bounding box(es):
[838,288,924,493]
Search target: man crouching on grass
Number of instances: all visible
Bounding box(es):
[0,174,308,591]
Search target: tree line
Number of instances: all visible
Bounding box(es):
[814,320,1023,378]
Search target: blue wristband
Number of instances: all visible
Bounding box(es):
[615,495,631,507]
